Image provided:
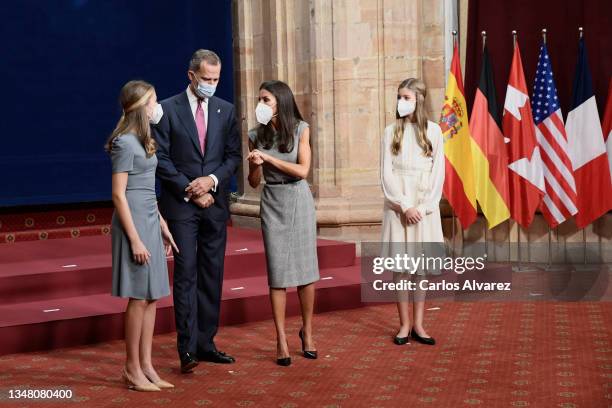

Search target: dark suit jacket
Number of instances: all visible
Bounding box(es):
[153,91,241,221]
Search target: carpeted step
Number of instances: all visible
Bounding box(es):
[224,227,356,278]
[0,263,363,355]
[0,228,356,305]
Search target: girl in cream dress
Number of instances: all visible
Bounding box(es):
[380,78,445,346]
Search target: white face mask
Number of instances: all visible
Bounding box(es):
[196,82,216,99]
[149,103,164,125]
[255,102,274,125]
[397,98,416,117]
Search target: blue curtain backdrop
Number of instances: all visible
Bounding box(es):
[0,0,234,207]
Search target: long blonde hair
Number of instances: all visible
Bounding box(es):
[105,80,157,157]
[391,78,432,157]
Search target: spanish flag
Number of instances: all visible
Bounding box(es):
[468,44,511,229]
[440,40,477,228]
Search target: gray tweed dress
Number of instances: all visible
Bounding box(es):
[110,133,170,300]
[248,121,320,288]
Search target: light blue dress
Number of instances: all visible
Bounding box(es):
[110,133,170,300]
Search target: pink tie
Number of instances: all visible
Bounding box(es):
[195,100,207,154]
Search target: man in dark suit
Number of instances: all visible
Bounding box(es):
[154,49,241,373]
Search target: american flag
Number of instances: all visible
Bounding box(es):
[531,44,578,228]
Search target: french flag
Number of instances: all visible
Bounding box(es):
[602,78,612,184]
[566,37,612,228]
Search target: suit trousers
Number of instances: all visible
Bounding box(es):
[168,208,227,356]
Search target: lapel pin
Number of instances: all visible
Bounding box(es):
[217,108,221,114]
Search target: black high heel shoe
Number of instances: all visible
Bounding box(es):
[276,356,291,366]
[299,328,318,359]
[393,328,410,345]
[276,340,291,366]
[411,329,436,345]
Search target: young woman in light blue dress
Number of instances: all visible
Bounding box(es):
[106,80,178,391]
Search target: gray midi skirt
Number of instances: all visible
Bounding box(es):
[260,179,320,288]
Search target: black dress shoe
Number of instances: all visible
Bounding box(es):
[276,357,291,366]
[180,352,199,373]
[411,330,436,345]
[198,350,235,364]
[393,336,409,345]
[298,328,318,359]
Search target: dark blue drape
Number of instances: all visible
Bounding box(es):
[0,0,234,206]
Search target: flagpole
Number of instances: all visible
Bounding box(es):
[545,226,566,271]
[510,29,538,273]
[518,29,546,271]
[508,30,521,271]
[481,30,490,259]
[510,30,516,265]
[538,26,564,272]
[481,30,486,52]
[578,219,597,271]
[577,26,587,266]
[539,28,546,271]
[578,26,597,271]
[507,219,511,263]
[532,27,548,272]
[451,207,457,258]
[516,30,524,270]
[572,25,603,272]
[579,27,587,266]
[547,226,552,267]
[583,228,587,265]
[450,29,458,260]
[515,224,523,270]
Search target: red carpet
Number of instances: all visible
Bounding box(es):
[1,223,610,406]
[0,302,609,407]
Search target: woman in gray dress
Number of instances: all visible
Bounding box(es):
[247,80,320,366]
[105,80,178,391]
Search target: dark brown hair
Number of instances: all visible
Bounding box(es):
[189,49,221,71]
[256,80,303,153]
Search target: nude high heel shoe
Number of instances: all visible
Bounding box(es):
[145,374,174,389]
[122,369,161,392]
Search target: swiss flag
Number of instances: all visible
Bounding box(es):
[566,38,612,228]
[502,42,545,228]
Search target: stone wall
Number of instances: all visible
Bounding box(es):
[231,0,446,237]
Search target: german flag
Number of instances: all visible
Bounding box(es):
[468,44,511,229]
[440,40,477,229]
